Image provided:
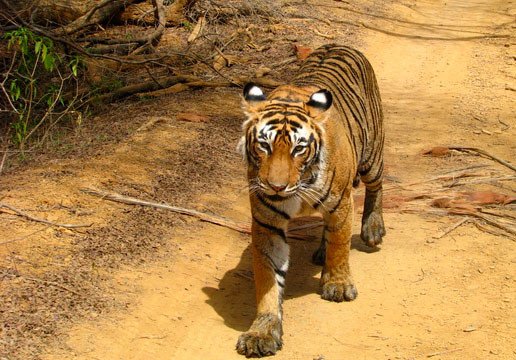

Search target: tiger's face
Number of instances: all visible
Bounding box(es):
[240,84,333,199]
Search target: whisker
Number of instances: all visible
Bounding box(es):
[297,188,318,207]
[299,186,329,211]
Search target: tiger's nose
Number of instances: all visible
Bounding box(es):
[268,182,287,192]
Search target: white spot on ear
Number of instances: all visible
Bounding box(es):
[310,92,328,105]
[248,85,264,97]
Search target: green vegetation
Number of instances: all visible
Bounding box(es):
[2,27,82,150]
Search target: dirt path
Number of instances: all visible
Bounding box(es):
[1,1,514,359]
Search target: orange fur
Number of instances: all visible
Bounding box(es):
[236,44,385,357]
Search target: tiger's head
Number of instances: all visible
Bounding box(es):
[239,83,333,199]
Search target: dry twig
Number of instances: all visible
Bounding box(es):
[81,188,251,234]
[433,218,470,239]
[448,146,516,172]
[447,209,516,239]
[445,175,516,188]
[0,202,93,229]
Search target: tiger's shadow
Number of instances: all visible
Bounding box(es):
[202,217,371,332]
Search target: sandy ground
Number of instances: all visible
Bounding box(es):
[1,0,515,359]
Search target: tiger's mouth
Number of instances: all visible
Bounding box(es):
[261,184,299,201]
[262,192,296,201]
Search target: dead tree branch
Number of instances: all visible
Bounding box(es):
[447,208,516,239]
[448,146,516,172]
[59,0,136,35]
[433,218,470,239]
[0,202,93,229]
[80,188,252,234]
[92,74,281,103]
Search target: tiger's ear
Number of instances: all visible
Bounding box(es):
[242,83,267,114]
[306,89,332,117]
[243,83,266,101]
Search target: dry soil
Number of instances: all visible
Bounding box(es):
[1,1,515,359]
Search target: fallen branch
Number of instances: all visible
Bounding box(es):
[0,202,93,229]
[146,0,166,47]
[80,188,251,234]
[59,0,136,35]
[84,0,166,54]
[448,209,516,239]
[433,218,470,239]
[445,175,516,188]
[402,207,515,240]
[93,74,200,102]
[94,74,282,102]
[384,169,488,192]
[447,146,516,172]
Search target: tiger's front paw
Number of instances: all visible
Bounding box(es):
[321,281,357,302]
[236,331,282,358]
[236,314,282,357]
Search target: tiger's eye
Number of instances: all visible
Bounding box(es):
[258,142,271,153]
[293,145,305,155]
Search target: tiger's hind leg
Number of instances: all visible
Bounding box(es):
[360,164,386,247]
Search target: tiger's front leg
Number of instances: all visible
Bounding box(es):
[320,194,357,302]
[236,215,289,357]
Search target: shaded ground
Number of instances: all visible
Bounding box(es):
[1,0,515,359]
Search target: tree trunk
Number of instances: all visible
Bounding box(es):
[16,0,133,30]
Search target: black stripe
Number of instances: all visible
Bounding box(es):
[361,161,384,185]
[314,168,336,209]
[312,67,366,121]
[288,120,302,129]
[305,171,318,185]
[284,111,310,122]
[275,268,287,278]
[312,72,366,157]
[257,193,291,220]
[265,119,282,126]
[253,216,286,239]
[264,254,288,285]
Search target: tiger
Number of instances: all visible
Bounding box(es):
[235,44,386,357]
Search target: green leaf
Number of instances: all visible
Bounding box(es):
[42,44,48,62]
[35,40,42,55]
[43,54,55,71]
[10,81,21,101]
[20,34,28,55]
